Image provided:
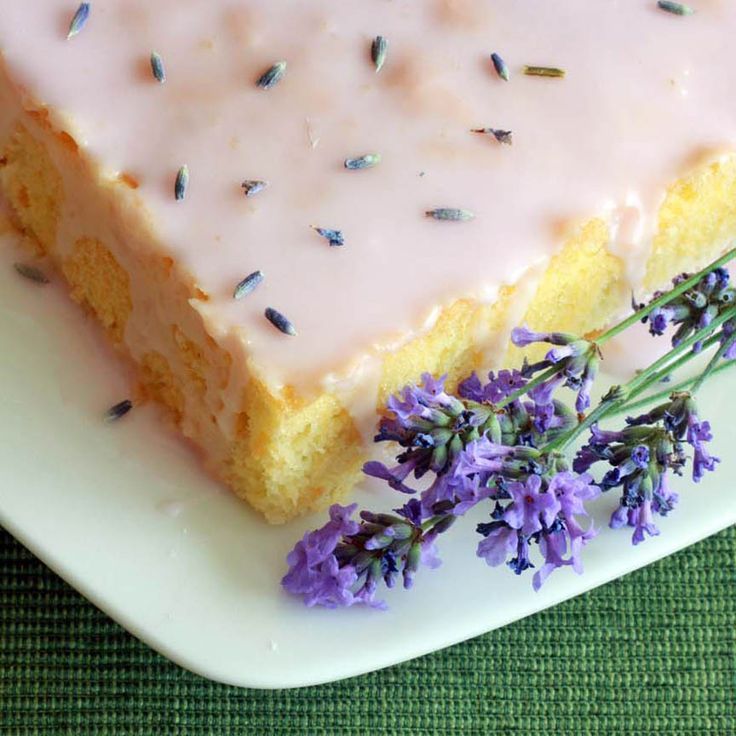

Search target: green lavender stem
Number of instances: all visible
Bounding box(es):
[630,333,720,394]
[691,331,736,394]
[612,360,736,417]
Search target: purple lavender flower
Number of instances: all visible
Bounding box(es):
[417,475,457,516]
[450,474,494,516]
[686,416,719,482]
[281,504,363,608]
[577,393,718,547]
[387,372,455,423]
[512,324,599,413]
[508,534,534,575]
[545,339,590,365]
[648,306,673,336]
[652,473,679,515]
[371,373,498,489]
[363,459,420,494]
[641,267,736,352]
[721,318,736,359]
[526,472,600,589]
[609,503,629,529]
[527,372,567,407]
[285,248,734,608]
[282,501,447,608]
[301,503,360,566]
[458,368,526,404]
[590,425,627,446]
[631,444,650,469]
[527,401,555,433]
[630,499,660,545]
[609,497,659,545]
[395,498,424,526]
[533,522,598,591]
[532,529,569,590]
[573,445,601,474]
[420,435,513,516]
[403,533,442,589]
[575,354,599,413]
[511,326,576,348]
[452,435,513,476]
[457,372,485,402]
[503,475,560,536]
[476,523,517,567]
[473,466,600,588]
[282,550,359,608]
[548,471,600,524]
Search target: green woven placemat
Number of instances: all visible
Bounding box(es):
[0,525,733,736]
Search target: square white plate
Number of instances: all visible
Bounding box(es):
[1,230,734,689]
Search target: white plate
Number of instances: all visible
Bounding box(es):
[1,230,734,689]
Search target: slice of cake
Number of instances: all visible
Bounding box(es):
[1,1,735,522]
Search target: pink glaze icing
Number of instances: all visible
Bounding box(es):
[1,1,735,393]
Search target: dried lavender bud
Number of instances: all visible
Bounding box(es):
[233,270,264,299]
[174,165,189,200]
[150,52,166,83]
[265,307,297,336]
[67,3,91,39]
[256,61,287,89]
[344,153,381,170]
[657,1,695,15]
[426,208,475,222]
[14,263,49,284]
[490,52,509,81]
[106,399,133,421]
[371,36,388,72]
[241,180,268,197]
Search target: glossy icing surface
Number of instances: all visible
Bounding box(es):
[1,0,735,390]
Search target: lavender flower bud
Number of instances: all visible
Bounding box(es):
[403,543,422,589]
[631,445,650,469]
[364,533,395,551]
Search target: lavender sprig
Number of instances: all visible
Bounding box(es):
[283,247,736,608]
[641,267,735,355]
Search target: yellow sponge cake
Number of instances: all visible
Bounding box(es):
[1,1,735,522]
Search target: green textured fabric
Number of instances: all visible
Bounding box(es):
[0,525,733,735]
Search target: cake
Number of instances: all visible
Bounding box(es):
[1,1,735,523]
